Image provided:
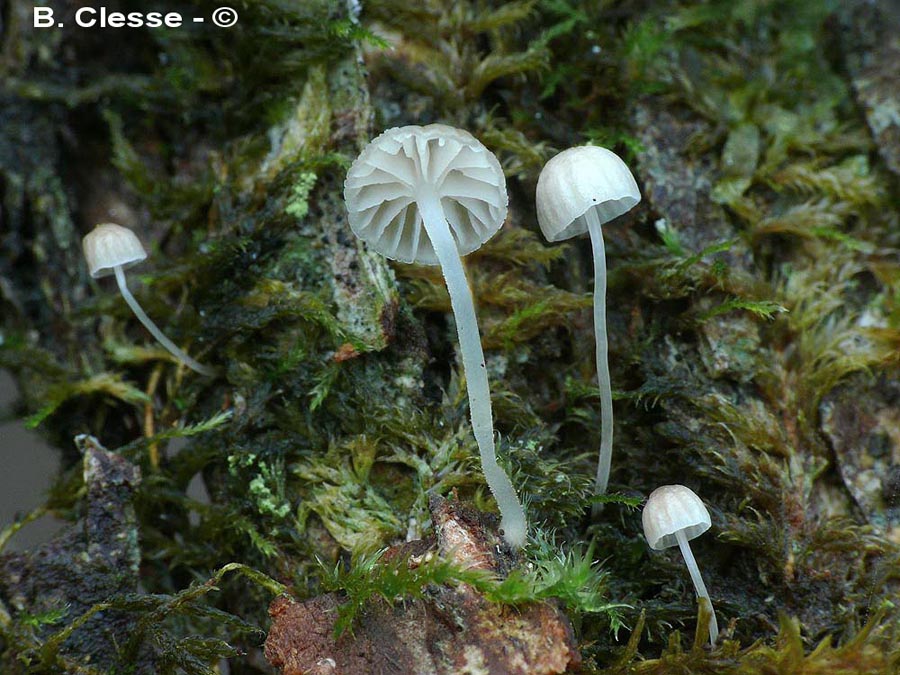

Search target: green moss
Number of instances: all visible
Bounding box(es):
[322,530,626,638]
[284,172,318,221]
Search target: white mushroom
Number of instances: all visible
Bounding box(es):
[82,223,216,377]
[642,484,719,645]
[536,146,640,501]
[343,124,527,547]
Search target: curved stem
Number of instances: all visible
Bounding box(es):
[676,529,719,645]
[587,210,613,502]
[418,191,527,547]
[114,266,217,377]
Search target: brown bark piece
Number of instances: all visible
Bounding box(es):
[266,594,343,675]
[265,497,580,675]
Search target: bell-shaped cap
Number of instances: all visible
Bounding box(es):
[344,124,508,265]
[536,145,640,242]
[82,223,148,279]
[642,484,711,551]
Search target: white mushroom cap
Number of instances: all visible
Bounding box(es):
[642,484,711,551]
[82,223,148,279]
[343,124,508,265]
[535,145,640,242]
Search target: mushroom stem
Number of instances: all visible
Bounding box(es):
[418,190,527,548]
[675,528,719,645]
[586,209,614,501]
[113,265,217,377]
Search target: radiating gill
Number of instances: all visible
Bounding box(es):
[361,199,408,241]
[353,183,412,211]
[441,173,504,207]
[364,150,417,188]
[451,196,495,231]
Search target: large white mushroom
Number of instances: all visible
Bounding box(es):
[343,124,527,547]
[536,146,640,502]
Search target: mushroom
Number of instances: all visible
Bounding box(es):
[82,222,216,377]
[535,145,640,501]
[343,124,527,547]
[642,484,719,645]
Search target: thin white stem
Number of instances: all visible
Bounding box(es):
[587,210,613,501]
[114,265,217,377]
[676,529,719,645]
[418,190,526,548]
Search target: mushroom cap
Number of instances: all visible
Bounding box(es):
[642,484,711,551]
[343,124,508,265]
[535,145,640,242]
[82,223,148,279]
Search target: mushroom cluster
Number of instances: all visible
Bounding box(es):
[76,123,720,647]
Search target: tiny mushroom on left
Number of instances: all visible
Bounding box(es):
[82,222,217,377]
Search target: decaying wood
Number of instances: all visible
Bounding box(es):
[264,496,580,675]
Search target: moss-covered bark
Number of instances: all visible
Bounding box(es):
[1,0,899,673]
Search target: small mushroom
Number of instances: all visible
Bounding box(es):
[642,484,719,645]
[343,124,527,547]
[82,223,216,377]
[535,146,640,501]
